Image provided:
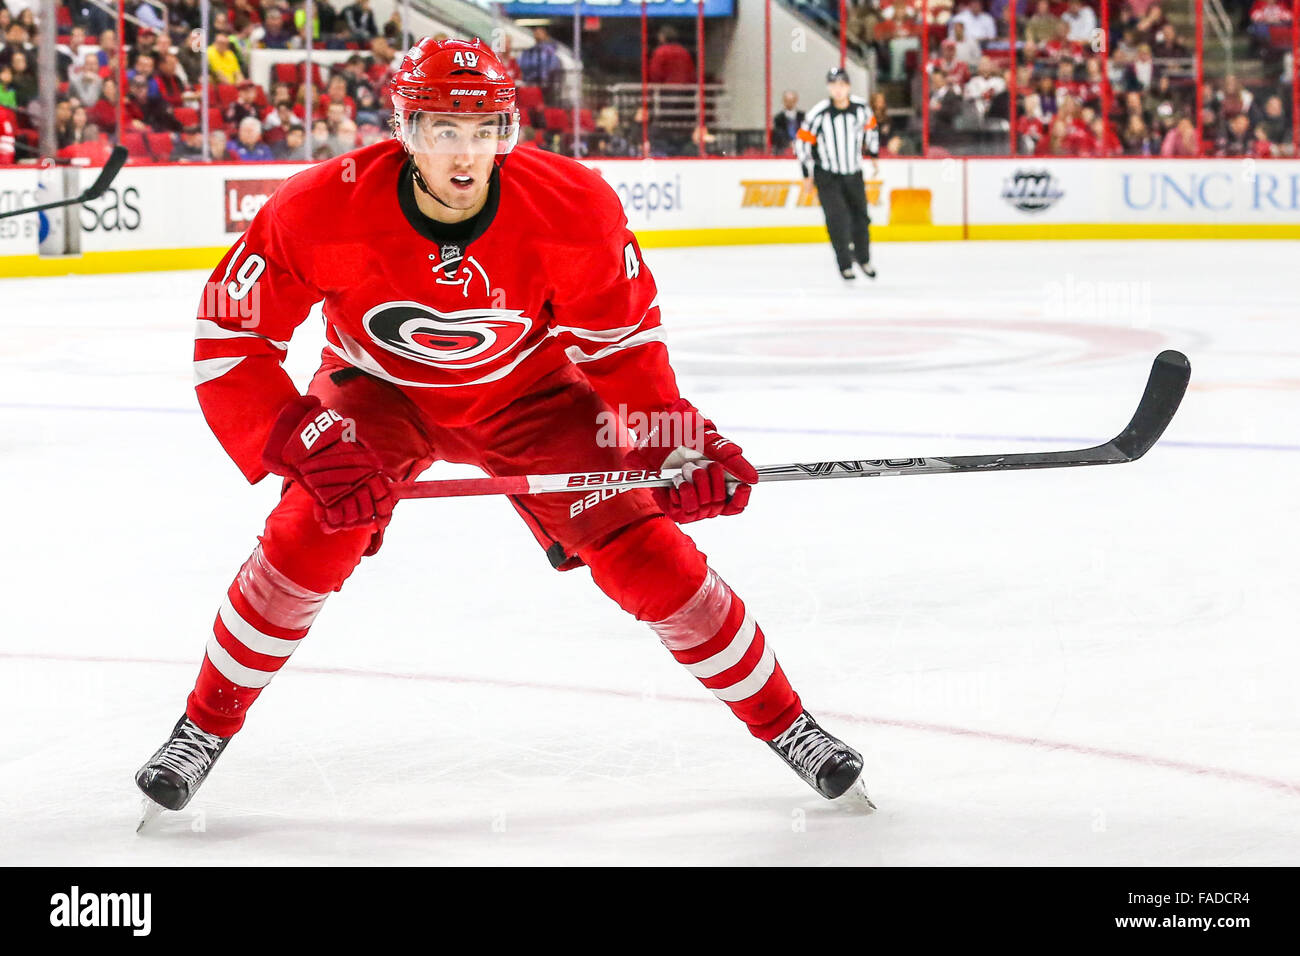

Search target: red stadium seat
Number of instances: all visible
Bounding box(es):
[121,131,150,160]
[578,108,595,132]
[273,63,299,86]
[215,84,240,109]
[146,132,175,161]
[515,86,544,111]
[543,107,570,132]
[207,108,223,130]
[56,5,72,29]
[175,107,199,128]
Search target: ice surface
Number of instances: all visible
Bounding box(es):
[1,240,1297,865]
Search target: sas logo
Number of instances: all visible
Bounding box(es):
[1001,169,1065,213]
[362,301,533,370]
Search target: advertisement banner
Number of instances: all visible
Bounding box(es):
[495,0,735,17]
[967,159,1300,237]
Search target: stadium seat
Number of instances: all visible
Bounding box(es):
[146,132,175,161]
[56,5,72,29]
[543,107,570,132]
[578,108,595,132]
[121,131,150,160]
[207,108,223,130]
[515,86,544,112]
[175,107,199,128]
[273,63,299,86]
[215,84,240,109]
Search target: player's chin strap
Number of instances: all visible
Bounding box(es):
[408,152,510,210]
[409,161,458,210]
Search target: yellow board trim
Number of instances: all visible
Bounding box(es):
[967,223,1300,240]
[3,221,1297,277]
[0,247,230,278]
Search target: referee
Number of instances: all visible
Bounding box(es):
[795,67,880,280]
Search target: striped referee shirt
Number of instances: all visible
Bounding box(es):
[795,96,879,177]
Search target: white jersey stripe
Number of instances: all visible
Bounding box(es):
[195,319,289,350]
[194,355,245,386]
[564,326,666,363]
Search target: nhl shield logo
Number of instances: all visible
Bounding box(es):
[1001,169,1065,213]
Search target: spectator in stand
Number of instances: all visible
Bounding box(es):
[870,91,893,145]
[950,0,996,43]
[125,73,179,133]
[57,26,87,81]
[327,115,357,156]
[931,38,972,85]
[209,127,231,161]
[771,89,804,152]
[354,84,380,127]
[6,49,35,108]
[67,51,103,106]
[1121,0,1165,40]
[495,36,522,83]
[129,52,155,85]
[225,80,262,126]
[1161,116,1199,156]
[1063,0,1097,43]
[648,25,695,85]
[1025,0,1062,45]
[929,68,964,143]
[67,104,94,145]
[1251,93,1290,148]
[1217,112,1255,156]
[1120,112,1154,154]
[1151,22,1187,59]
[1248,0,1293,54]
[173,0,202,31]
[261,7,295,50]
[383,11,405,47]
[341,0,379,43]
[1124,44,1157,92]
[265,100,297,133]
[519,25,561,91]
[310,117,332,158]
[321,74,356,120]
[1035,73,1058,116]
[1113,28,1142,69]
[208,33,245,84]
[964,56,1007,120]
[177,29,205,89]
[950,22,981,69]
[1218,75,1253,118]
[54,99,75,148]
[340,54,368,98]
[273,122,305,158]
[87,76,119,135]
[0,23,32,72]
[151,54,187,112]
[171,123,205,161]
[231,116,274,161]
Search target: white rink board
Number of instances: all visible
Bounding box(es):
[966,159,1300,233]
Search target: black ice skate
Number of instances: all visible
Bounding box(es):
[768,711,874,807]
[135,715,230,818]
[840,267,856,280]
[858,261,876,279]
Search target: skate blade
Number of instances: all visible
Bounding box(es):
[136,796,166,833]
[831,776,877,813]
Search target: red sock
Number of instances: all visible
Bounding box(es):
[187,545,329,737]
[648,568,801,740]
[584,517,802,741]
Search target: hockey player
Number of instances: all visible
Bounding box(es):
[136,38,870,817]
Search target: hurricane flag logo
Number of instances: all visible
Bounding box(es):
[363,302,532,370]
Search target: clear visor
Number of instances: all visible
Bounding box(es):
[399,110,520,155]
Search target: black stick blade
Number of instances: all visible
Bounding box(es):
[1110,349,1191,461]
[81,146,128,203]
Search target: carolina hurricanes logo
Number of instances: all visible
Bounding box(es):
[363,301,533,370]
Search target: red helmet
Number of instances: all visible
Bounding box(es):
[390,37,517,115]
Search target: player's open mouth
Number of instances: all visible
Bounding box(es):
[450,175,474,190]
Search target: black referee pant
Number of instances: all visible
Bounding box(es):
[813,167,871,273]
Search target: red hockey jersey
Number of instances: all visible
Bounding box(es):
[194,140,679,483]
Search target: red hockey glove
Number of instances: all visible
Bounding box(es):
[261,395,395,535]
[628,398,758,523]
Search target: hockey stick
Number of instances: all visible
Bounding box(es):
[0,145,128,221]
[396,350,1190,501]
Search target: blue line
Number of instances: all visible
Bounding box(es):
[2,402,1297,454]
